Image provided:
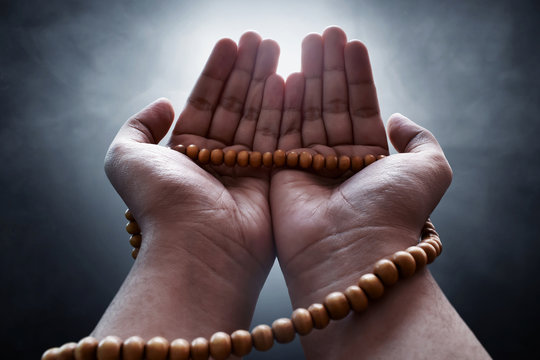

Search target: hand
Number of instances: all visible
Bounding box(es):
[270,27,452,305]
[96,32,283,339]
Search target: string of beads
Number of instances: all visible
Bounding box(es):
[42,145,444,360]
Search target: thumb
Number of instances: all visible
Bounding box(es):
[387,113,442,155]
[114,98,175,145]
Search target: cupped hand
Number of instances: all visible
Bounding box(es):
[270,27,453,305]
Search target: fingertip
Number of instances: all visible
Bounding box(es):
[302,33,323,48]
[152,97,175,122]
[214,37,238,58]
[286,72,304,85]
[261,38,280,57]
[240,30,262,44]
[322,26,347,42]
[267,73,285,87]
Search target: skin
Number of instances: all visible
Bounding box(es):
[91,27,490,359]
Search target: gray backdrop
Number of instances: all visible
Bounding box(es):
[2,0,539,358]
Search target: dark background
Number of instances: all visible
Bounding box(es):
[2,0,539,358]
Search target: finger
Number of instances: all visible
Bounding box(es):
[207,32,262,145]
[252,74,284,152]
[278,72,304,150]
[172,38,237,137]
[345,40,387,149]
[322,26,353,146]
[115,98,175,145]
[387,113,444,155]
[234,39,280,147]
[301,33,327,147]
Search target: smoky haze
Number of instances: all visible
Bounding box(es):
[1,0,539,358]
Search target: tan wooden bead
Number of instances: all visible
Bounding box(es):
[376,154,386,160]
[358,273,385,299]
[230,330,252,357]
[126,221,140,235]
[121,336,144,360]
[324,291,350,320]
[146,336,169,360]
[373,259,399,286]
[325,155,338,170]
[273,150,286,167]
[429,237,443,254]
[307,303,330,329]
[424,221,435,230]
[286,151,299,167]
[312,154,325,171]
[197,149,210,164]
[58,342,77,360]
[209,332,232,360]
[190,337,209,360]
[422,227,438,237]
[291,308,313,335]
[210,149,224,165]
[75,336,98,360]
[351,156,364,172]
[262,152,273,167]
[129,234,142,248]
[42,347,60,360]
[131,248,139,259]
[237,150,249,167]
[338,155,351,171]
[364,154,376,166]
[186,144,199,160]
[272,318,295,343]
[97,336,122,360]
[424,239,441,256]
[392,251,417,277]
[124,209,135,221]
[418,242,437,264]
[169,338,190,360]
[344,285,369,312]
[249,151,262,168]
[406,246,428,269]
[173,144,186,155]
[299,151,313,169]
[251,324,274,351]
[224,150,237,167]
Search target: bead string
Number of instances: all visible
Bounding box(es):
[43,146,444,360]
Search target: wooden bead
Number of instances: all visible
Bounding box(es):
[58,342,77,360]
[173,144,186,154]
[406,246,428,269]
[224,150,237,167]
[186,144,199,160]
[358,273,384,299]
[351,156,364,172]
[122,336,144,360]
[42,348,60,360]
[124,209,135,221]
[249,151,262,167]
[312,154,325,171]
[272,318,295,343]
[97,336,122,360]
[126,221,140,235]
[262,152,273,167]
[286,151,299,167]
[237,150,249,167]
[210,149,224,165]
[129,234,142,248]
[376,154,386,160]
[338,155,351,171]
[418,242,437,264]
[392,251,417,277]
[169,338,190,360]
[325,155,338,170]
[273,150,286,167]
[344,285,369,312]
[428,237,443,254]
[197,149,210,164]
[373,259,399,286]
[209,332,232,360]
[299,151,313,169]
[307,303,330,329]
[324,291,350,320]
[131,248,139,259]
[422,227,438,238]
[75,337,98,360]
[291,308,313,335]
[424,239,442,256]
[230,330,252,357]
[364,154,376,166]
[146,336,169,360]
[251,325,274,351]
[190,337,209,360]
